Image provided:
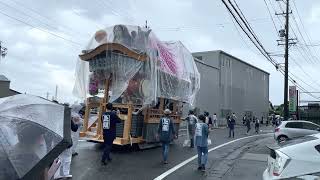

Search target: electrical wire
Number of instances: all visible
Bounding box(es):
[8,0,92,37]
[263,0,279,34]
[0,9,82,47]
[221,0,320,100]
[290,55,320,88]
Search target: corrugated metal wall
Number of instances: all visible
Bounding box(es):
[191,51,269,125]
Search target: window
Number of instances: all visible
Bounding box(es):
[285,122,303,129]
[280,136,318,148]
[302,122,320,131]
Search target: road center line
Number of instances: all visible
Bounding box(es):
[153,133,272,180]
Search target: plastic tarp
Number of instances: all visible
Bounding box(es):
[73,25,200,106]
[0,94,67,179]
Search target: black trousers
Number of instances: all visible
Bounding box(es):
[247,126,251,133]
[229,128,235,137]
[102,138,114,162]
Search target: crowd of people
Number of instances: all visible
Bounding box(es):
[55,104,278,176]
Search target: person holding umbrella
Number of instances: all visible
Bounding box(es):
[157,109,177,164]
[9,122,47,179]
[101,103,122,165]
[0,94,72,180]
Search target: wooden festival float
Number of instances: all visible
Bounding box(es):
[75,25,200,147]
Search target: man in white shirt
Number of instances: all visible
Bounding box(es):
[213,113,218,128]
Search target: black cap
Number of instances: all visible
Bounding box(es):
[198,114,206,122]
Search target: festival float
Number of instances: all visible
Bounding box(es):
[73,24,200,147]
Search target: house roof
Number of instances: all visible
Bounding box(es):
[0,75,10,82]
[9,89,21,94]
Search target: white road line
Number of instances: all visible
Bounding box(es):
[153,133,271,180]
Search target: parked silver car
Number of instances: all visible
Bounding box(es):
[274,120,320,142]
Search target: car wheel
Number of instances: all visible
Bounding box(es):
[278,136,287,143]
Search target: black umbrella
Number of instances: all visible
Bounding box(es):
[0,94,71,180]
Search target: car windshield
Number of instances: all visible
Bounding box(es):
[279,135,318,148]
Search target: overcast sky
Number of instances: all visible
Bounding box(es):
[0,0,319,105]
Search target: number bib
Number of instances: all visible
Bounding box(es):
[103,115,110,129]
[162,118,170,132]
[195,123,202,136]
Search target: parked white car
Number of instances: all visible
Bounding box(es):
[263,133,320,179]
[274,120,320,142]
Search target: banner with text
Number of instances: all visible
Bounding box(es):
[289,86,297,112]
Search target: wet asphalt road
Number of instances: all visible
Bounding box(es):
[70,125,274,180]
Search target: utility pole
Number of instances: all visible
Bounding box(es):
[284,0,290,120]
[296,89,299,119]
[145,20,150,29]
[55,85,58,101]
[276,0,296,120]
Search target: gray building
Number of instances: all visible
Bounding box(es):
[0,75,20,98]
[192,50,269,125]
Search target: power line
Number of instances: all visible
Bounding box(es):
[263,0,279,34]
[292,0,312,43]
[288,71,318,92]
[154,17,273,31]
[222,0,278,65]
[221,0,320,102]
[228,11,260,56]
[0,9,82,47]
[97,0,134,22]
[290,55,320,89]
[277,0,320,65]
[278,67,320,100]
[279,4,318,66]
[70,8,103,30]
[7,0,92,37]
[291,14,320,63]
[230,0,268,55]
[104,0,135,22]
[0,1,61,32]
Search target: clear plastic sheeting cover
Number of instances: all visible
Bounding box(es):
[73,24,200,105]
[0,94,65,179]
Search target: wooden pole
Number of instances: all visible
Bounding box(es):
[123,103,133,140]
[97,74,112,139]
[82,99,90,132]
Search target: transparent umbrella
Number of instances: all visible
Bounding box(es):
[0,94,71,180]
